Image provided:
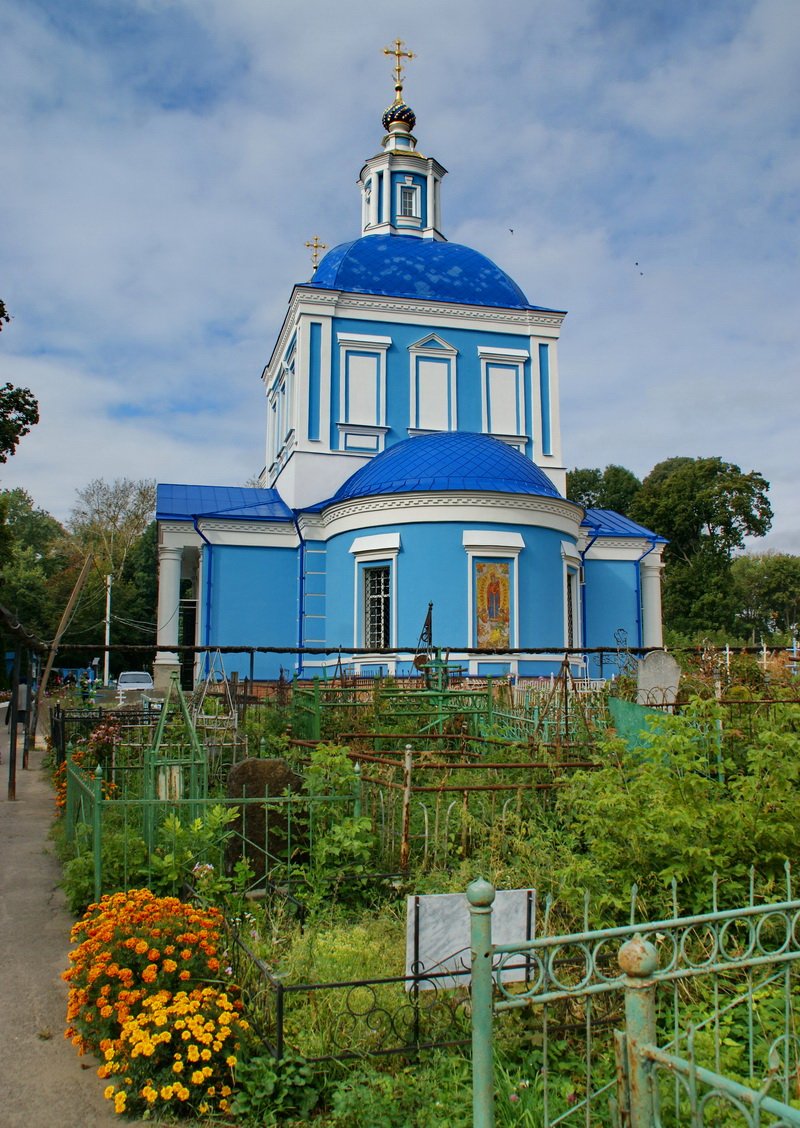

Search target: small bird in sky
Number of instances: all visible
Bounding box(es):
[635,261,644,275]
[509,228,514,234]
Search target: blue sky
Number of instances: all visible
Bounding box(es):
[1,0,798,551]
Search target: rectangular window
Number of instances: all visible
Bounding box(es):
[400,185,417,218]
[346,353,379,424]
[487,364,519,434]
[415,358,449,430]
[364,566,390,649]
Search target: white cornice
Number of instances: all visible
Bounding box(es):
[581,538,666,561]
[314,492,583,540]
[264,286,566,379]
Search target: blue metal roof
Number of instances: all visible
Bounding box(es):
[301,235,558,311]
[321,432,563,505]
[581,508,666,541]
[157,484,293,523]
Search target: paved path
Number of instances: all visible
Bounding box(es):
[0,722,134,1127]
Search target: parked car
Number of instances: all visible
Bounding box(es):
[115,671,154,694]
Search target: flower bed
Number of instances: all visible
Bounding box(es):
[64,889,248,1118]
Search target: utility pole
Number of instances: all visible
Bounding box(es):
[104,574,113,685]
[32,553,93,740]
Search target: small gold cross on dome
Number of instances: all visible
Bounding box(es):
[383,38,415,93]
[305,235,328,272]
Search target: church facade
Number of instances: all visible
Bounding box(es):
[155,62,665,688]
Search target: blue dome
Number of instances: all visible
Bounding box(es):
[329,432,562,503]
[304,235,544,310]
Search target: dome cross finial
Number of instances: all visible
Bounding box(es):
[383,38,415,102]
[304,235,328,273]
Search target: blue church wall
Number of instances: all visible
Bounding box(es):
[583,558,640,677]
[328,316,534,457]
[389,171,428,227]
[202,544,298,681]
[323,519,574,656]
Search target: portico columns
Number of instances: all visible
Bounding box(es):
[154,545,183,689]
[641,554,664,648]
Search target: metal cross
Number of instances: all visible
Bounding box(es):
[383,38,415,90]
[305,235,328,272]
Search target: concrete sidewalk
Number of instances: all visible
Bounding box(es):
[0,723,124,1127]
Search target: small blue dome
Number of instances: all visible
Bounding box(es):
[329,432,562,503]
[305,235,545,310]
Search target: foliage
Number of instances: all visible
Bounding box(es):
[631,456,773,634]
[0,382,39,463]
[731,551,800,640]
[68,476,156,576]
[148,806,238,896]
[566,463,642,516]
[63,889,226,1055]
[229,1049,322,1126]
[632,456,772,560]
[98,986,245,1119]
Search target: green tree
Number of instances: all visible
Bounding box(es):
[566,464,642,516]
[0,489,69,637]
[731,553,800,641]
[631,457,773,635]
[0,301,40,463]
[68,477,156,576]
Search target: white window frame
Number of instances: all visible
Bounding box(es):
[337,333,391,452]
[408,334,458,435]
[561,540,583,649]
[478,346,529,446]
[267,346,296,472]
[350,533,400,650]
[396,176,421,229]
[462,531,523,649]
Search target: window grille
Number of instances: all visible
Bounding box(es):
[364,566,390,649]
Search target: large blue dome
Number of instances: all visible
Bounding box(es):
[303,235,547,310]
[328,432,562,503]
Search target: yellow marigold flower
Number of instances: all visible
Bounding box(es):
[179,970,190,981]
[162,959,177,973]
[187,1045,199,1062]
[104,1048,115,1061]
[199,1103,209,1115]
[200,1048,211,1061]
[114,1092,127,1113]
[226,1055,237,1068]
[103,1085,115,1100]
[177,1086,190,1101]
[221,1085,232,1097]
[172,1061,184,1074]
[160,1085,174,1100]
[191,1070,205,1085]
[202,1066,212,1078]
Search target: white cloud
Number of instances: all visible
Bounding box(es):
[1,0,797,553]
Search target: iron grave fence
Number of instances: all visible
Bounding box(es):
[468,869,800,1127]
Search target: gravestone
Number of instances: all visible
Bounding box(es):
[637,650,681,706]
[405,889,534,991]
[225,758,304,880]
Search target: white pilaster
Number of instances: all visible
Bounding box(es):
[155,546,183,684]
[641,554,664,648]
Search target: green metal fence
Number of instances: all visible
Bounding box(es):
[468,871,800,1126]
[63,755,361,905]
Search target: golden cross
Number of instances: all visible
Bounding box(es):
[305,235,328,272]
[383,38,415,92]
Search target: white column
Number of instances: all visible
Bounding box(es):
[155,546,183,667]
[641,555,664,648]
